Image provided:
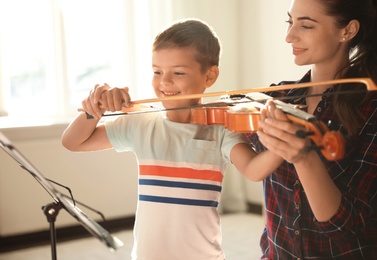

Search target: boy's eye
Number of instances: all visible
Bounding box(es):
[174,72,185,76]
[153,71,161,75]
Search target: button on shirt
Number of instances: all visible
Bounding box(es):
[246,71,377,259]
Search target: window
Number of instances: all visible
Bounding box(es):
[0,0,155,124]
[0,0,54,119]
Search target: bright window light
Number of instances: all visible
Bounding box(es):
[1,0,54,118]
[0,0,154,124]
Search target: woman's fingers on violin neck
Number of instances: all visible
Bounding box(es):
[262,117,301,136]
[264,100,288,121]
[257,129,310,163]
[265,100,276,118]
[256,130,291,156]
[260,108,267,122]
[259,118,309,152]
[273,107,289,121]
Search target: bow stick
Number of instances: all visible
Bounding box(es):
[78,77,377,112]
[133,77,377,104]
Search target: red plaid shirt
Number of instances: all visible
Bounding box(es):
[246,72,377,259]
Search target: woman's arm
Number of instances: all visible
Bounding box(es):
[257,100,341,221]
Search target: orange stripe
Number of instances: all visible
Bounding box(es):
[139,165,223,182]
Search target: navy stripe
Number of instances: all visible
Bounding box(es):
[139,179,221,192]
[139,195,218,207]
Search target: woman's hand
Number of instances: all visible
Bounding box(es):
[81,84,132,119]
[257,100,312,163]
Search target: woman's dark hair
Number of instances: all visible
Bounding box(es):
[323,0,377,135]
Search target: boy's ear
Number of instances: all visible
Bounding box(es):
[340,19,359,42]
[205,65,219,88]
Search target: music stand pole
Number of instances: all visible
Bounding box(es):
[42,202,63,260]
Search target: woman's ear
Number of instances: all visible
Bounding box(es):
[341,19,360,42]
[205,65,219,88]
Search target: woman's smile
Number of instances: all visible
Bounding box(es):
[292,47,307,56]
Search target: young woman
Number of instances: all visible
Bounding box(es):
[247,0,377,259]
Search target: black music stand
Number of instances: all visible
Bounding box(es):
[0,131,124,260]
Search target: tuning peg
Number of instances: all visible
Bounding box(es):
[295,130,315,138]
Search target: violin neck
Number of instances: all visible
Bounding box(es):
[246,92,315,122]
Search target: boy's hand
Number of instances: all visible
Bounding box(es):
[81,84,132,119]
[98,84,132,112]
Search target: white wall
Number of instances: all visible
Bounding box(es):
[0,125,138,236]
[0,0,312,236]
[238,0,310,204]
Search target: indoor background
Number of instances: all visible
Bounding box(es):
[0,0,308,255]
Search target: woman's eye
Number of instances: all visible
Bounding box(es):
[153,71,161,75]
[285,19,313,30]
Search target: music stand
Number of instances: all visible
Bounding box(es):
[0,131,124,259]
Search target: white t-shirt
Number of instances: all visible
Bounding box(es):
[105,112,246,260]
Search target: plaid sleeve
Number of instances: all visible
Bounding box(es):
[314,99,377,241]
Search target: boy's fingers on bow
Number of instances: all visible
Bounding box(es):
[82,96,102,119]
[101,88,116,112]
[93,83,110,104]
[99,86,132,112]
[120,87,133,108]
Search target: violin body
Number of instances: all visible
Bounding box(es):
[190,103,261,133]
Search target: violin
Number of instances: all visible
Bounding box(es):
[189,92,346,161]
[79,78,377,161]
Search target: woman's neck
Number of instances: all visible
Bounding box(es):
[310,62,349,94]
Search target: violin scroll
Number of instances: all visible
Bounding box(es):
[290,117,345,161]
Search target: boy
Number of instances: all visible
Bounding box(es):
[62,18,280,259]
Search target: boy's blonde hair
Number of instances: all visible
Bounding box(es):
[152,18,221,73]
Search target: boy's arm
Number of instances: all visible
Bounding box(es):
[61,112,112,152]
[230,143,283,181]
[62,84,131,152]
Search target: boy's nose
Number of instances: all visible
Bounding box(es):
[160,74,173,85]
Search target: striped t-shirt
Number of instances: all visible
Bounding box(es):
[105,112,246,259]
